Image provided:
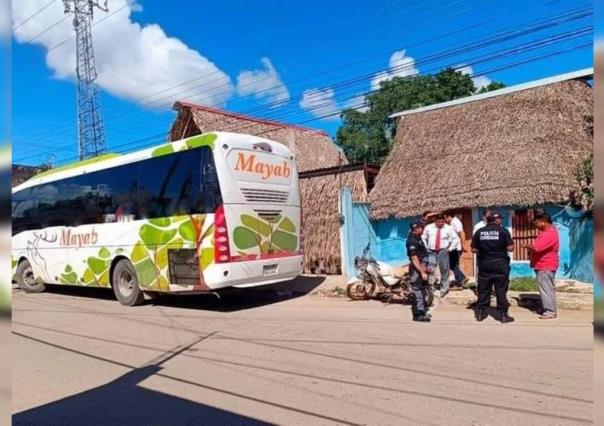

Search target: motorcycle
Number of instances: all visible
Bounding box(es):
[346,243,435,307]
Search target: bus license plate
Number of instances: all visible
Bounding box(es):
[263,264,278,276]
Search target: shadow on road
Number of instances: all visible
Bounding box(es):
[12,330,361,426]
[13,330,269,426]
[13,365,268,426]
[38,275,327,313]
[512,293,543,314]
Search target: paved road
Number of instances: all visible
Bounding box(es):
[13,277,593,425]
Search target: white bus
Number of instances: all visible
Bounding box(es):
[12,132,302,305]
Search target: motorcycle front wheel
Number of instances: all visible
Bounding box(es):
[346,280,376,301]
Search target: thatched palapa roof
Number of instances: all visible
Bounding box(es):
[12,164,43,187]
[369,72,593,220]
[170,101,346,172]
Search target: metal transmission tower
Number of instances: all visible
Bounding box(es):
[63,0,108,160]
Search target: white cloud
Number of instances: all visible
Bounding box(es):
[12,0,233,108]
[345,94,369,113]
[371,50,418,91]
[299,88,339,120]
[236,57,289,106]
[0,0,10,41]
[299,89,368,121]
[457,65,492,90]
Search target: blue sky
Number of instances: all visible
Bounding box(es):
[10,0,594,166]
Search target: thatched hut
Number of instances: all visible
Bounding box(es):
[169,101,376,273]
[12,165,43,187]
[368,69,593,280]
[170,101,344,172]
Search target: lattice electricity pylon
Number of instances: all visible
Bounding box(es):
[63,0,108,160]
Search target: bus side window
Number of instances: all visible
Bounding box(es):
[198,147,221,213]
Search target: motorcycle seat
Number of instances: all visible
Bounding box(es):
[393,264,410,278]
[382,275,400,286]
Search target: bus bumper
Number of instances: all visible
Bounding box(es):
[205,254,303,290]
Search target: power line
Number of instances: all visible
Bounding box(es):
[255,41,594,132]
[16,39,590,166]
[14,22,592,163]
[18,0,474,141]
[77,11,594,145]
[22,15,70,44]
[19,3,592,148]
[108,4,591,121]
[218,30,592,136]
[12,0,57,31]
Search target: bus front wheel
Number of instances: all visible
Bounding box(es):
[16,259,45,293]
[112,259,145,306]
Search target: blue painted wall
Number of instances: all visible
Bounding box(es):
[341,192,594,283]
[340,188,378,280]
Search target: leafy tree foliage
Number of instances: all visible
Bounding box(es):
[572,152,593,212]
[335,68,504,164]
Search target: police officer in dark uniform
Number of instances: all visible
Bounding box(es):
[471,212,515,323]
[406,222,431,322]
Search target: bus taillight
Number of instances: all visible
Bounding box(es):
[214,204,231,263]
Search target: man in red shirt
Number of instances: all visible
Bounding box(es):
[525,212,560,319]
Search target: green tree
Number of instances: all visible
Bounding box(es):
[572,152,593,212]
[478,81,506,93]
[335,68,505,164]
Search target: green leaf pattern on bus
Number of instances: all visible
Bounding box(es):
[28,214,214,290]
[186,133,217,150]
[77,246,114,287]
[150,144,175,158]
[151,133,217,158]
[130,214,214,291]
[233,214,297,255]
[59,264,78,285]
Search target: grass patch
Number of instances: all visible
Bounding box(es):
[464,277,539,292]
[509,277,539,292]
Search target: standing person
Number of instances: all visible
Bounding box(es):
[444,210,469,289]
[421,211,435,227]
[473,208,491,235]
[523,212,559,319]
[406,222,431,322]
[471,212,515,323]
[422,213,458,297]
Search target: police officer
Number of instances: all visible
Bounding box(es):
[406,222,431,322]
[471,212,515,323]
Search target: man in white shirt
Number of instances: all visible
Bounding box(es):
[444,210,469,289]
[422,213,459,297]
[472,208,491,236]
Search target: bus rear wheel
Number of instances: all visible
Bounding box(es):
[16,259,45,293]
[112,259,144,306]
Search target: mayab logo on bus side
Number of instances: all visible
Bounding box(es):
[61,228,99,248]
[234,153,292,180]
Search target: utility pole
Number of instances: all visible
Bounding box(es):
[63,0,108,160]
